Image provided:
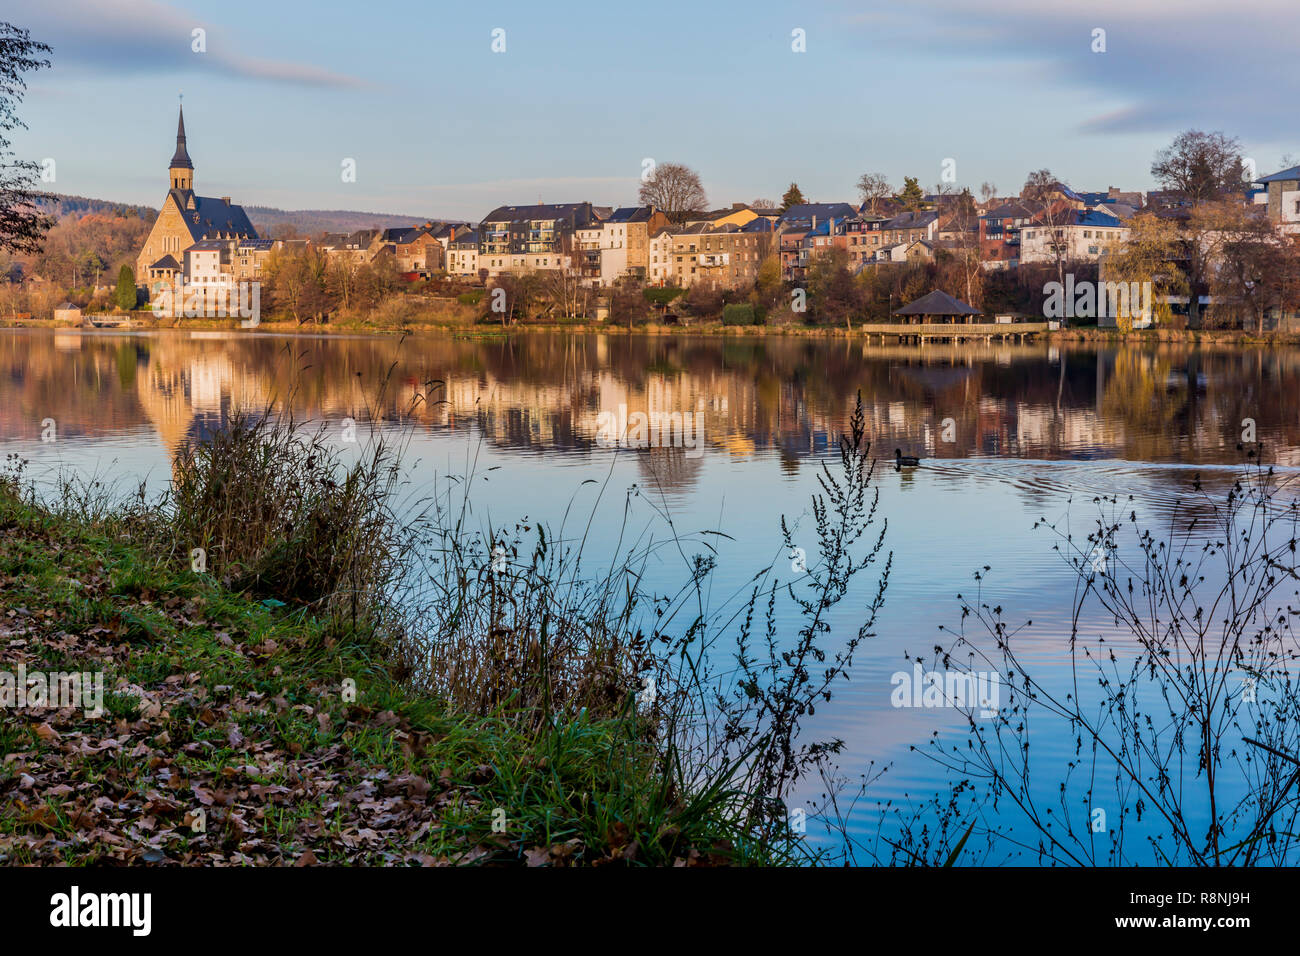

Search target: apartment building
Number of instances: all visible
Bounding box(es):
[477,202,600,276]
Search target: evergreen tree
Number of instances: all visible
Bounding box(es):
[781,183,805,211]
[897,177,925,211]
[114,264,137,310]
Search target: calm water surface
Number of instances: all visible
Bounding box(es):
[4,328,1296,863]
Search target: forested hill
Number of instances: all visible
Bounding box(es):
[37,195,443,235]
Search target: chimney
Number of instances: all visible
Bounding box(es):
[221,196,231,205]
[450,226,456,241]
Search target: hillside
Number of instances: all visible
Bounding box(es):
[37,195,456,236]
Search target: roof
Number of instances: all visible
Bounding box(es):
[169,105,193,170]
[1260,165,1300,183]
[1076,209,1124,227]
[480,203,597,225]
[606,206,658,223]
[983,201,1034,220]
[187,239,226,251]
[882,210,939,230]
[380,227,423,244]
[1027,209,1125,229]
[449,229,479,248]
[779,202,857,224]
[149,255,181,270]
[167,190,258,242]
[892,289,982,316]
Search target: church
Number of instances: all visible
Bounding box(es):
[136,105,259,295]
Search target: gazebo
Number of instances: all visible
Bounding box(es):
[891,289,982,325]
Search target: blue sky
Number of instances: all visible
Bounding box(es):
[9,0,1299,220]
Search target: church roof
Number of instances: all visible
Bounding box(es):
[150,254,181,270]
[169,105,193,170]
[167,190,259,241]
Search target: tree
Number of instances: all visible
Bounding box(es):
[806,246,860,329]
[0,22,53,254]
[1022,169,1074,303]
[780,183,805,211]
[1102,213,1187,331]
[113,264,137,311]
[638,162,708,224]
[1205,210,1300,333]
[1151,130,1248,203]
[895,177,924,211]
[942,188,983,306]
[856,173,891,216]
[979,182,998,206]
[750,198,778,210]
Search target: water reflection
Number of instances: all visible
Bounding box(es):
[1,329,1294,476]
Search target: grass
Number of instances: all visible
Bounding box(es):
[0,486,775,865]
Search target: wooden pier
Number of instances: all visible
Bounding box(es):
[855,321,1049,344]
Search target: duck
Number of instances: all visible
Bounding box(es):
[894,448,921,468]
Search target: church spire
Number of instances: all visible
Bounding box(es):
[169,101,193,190]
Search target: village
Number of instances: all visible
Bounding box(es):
[10,107,1300,336]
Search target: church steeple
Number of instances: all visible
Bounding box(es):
[169,102,193,191]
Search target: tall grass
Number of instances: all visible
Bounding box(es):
[5,375,895,862]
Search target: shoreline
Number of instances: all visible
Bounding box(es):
[4,316,1300,347]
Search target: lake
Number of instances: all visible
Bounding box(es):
[3,327,1295,864]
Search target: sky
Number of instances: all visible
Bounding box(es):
[8,0,1300,221]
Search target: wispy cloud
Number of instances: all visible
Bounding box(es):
[9,0,370,90]
[838,0,1299,143]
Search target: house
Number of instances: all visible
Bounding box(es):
[53,302,82,323]
[390,225,445,275]
[1258,165,1300,235]
[878,210,940,248]
[477,202,600,276]
[664,223,765,289]
[1020,209,1129,264]
[872,239,934,264]
[603,206,671,278]
[445,229,480,278]
[978,200,1035,269]
[648,227,675,285]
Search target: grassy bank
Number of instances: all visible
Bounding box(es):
[0,487,772,866]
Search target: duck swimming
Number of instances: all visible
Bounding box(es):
[894,448,921,467]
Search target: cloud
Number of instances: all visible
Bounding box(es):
[8,0,370,90]
[838,0,1300,143]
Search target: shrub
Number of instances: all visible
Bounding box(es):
[722,303,757,325]
[168,413,404,618]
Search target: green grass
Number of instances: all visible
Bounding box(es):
[0,489,779,866]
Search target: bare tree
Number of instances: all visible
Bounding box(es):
[1151,129,1248,203]
[856,173,892,216]
[1022,169,1074,303]
[638,162,708,224]
[0,22,53,255]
